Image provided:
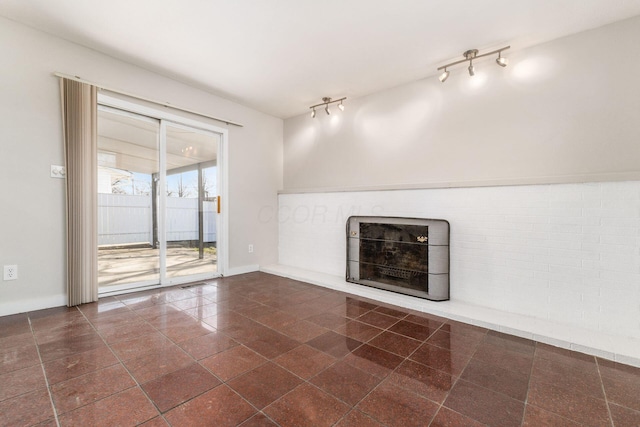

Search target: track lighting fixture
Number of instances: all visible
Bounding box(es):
[465,49,478,78]
[439,68,450,82]
[496,51,508,67]
[437,46,510,83]
[309,96,347,118]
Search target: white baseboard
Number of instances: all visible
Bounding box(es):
[0,294,67,317]
[225,264,260,277]
[261,264,640,368]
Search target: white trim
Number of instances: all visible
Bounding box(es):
[161,272,220,287]
[225,265,260,276]
[278,171,640,195]
[159,120,168,284]
[99,93,230,135]
[97,104,158,125]
[218,129,230,277]
[99,280,159,296]
[0,294,67,316]
[99,284,162,298]
[98,273,221,298]
[55,72,243,127]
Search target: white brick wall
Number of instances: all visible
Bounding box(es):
[278,181,640,341]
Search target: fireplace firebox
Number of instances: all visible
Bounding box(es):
[346,216,449,301]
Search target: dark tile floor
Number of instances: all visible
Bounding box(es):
[1,272,639,427]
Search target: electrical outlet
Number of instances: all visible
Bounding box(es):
[3,265,18,281]
[248,244,254,253]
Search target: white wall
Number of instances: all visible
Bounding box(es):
[279,17,640,362]
[0,17,282,315]
[284,16,640,191]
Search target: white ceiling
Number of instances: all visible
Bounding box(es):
[2,0,640,118]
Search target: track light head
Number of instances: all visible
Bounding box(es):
[338,101,345,111]
[496,52,508,67]
[311,108,316,118]
[439,69,450,83]
[325,104,330,115]
[464,50,478,77]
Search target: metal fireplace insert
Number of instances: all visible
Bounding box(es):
[346,216,449,301]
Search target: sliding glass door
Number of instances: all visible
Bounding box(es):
[97,107,160,290]
[97,106,221,294]
[164,123,219,281]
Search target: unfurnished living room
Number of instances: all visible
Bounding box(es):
[1,1,640,426]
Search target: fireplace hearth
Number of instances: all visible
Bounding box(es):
[346,216,449,301]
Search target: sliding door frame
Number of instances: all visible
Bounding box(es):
[98,93,229,294]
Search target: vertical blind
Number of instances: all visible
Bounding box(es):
[61,78,99,306]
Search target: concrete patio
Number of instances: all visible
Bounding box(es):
[98,246,217,287]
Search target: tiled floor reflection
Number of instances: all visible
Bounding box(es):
[1,272,639,426]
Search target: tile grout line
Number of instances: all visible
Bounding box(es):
[425,323,483,426]
[216,291,342,426]
[115,285,282,425]
[595,357,616,427]
[329,315,450,426]
[270,309,477,426]
[31,292,460,427]
[516,348,601,426]
[524,349,614,426]
[199,282,322,426]
[28,309,66,427]
[124,285,275,424]
[247,305,388,426]
[417,328,541,426]
[518,342,537,427]
[238,303,391,426]
[16,274,635,426]
[115,288,259,423]
[76,302,173,425]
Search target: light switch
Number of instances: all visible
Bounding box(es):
[51,165,66,178]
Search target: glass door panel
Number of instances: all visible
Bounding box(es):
[97,107,160,291]
[164,123,219,281]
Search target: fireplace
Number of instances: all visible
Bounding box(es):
[346,216,449,301]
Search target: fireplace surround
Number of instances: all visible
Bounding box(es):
[346,216,449,301]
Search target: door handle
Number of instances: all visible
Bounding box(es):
[217,196,221,214]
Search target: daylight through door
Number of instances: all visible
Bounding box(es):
[97,106,220,294]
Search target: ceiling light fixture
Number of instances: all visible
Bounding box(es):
[466,49,477,77]
[439,68,450,82]
[309,96,347,118]
[437,46,510,83]
[496,51,508,67]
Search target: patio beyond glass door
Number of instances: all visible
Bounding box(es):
[97,106,220,294]
[164,123,219,281]
[97,107,160,291]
